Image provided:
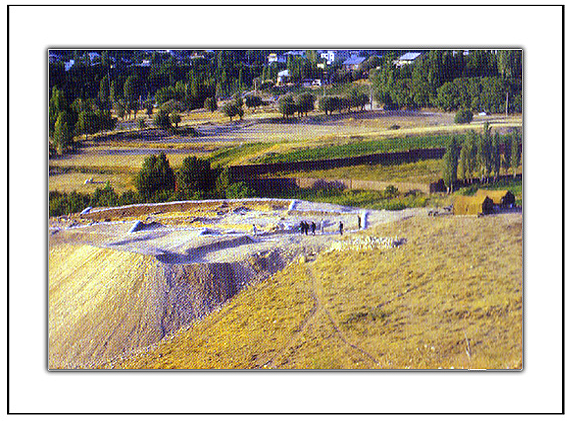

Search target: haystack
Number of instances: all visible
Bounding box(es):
[453,195,494,216]
[475,190,515,207]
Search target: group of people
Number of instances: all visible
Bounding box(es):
[299,221,316,235]
[299,220,344,236]
[252,216,356,238]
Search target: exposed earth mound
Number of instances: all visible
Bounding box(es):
[49,199,418,369]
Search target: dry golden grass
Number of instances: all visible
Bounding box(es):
[49,171,136,194]
[104,213,522,370]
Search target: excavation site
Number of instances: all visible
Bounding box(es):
[48,198,416,369]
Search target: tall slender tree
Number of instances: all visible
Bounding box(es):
[510,128,522,178]
[442,136,460,193]
[492,132,501,181]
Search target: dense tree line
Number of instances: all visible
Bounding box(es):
[372,50,522,113]
[319,89,369,115]
[49,153,256,216]
[49,86,117,155]
[443,124,522,192]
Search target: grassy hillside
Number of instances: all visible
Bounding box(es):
[102,213,522,370]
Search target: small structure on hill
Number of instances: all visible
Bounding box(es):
[453,195,494,216]
[475,190,515,208]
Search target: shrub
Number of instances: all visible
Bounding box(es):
[135,153,175,200]
[176,156,217,198]
[222,102,243,121]
[454,109,473,124]
[279,95,296,119]
[119,190,140,205]
[226,182,255,199]
[49,191,91,216]
[245,95,264,109]
[91,182,119,207]
[153,109,171,129]
[384,185,400,198]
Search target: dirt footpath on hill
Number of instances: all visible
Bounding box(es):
[49,199,424,368]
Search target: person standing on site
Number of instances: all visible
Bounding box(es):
[252,224,257,237]
[311,221,316,235]
[339,221,344,235]
[320,220,324,235]
[357,215,361,230]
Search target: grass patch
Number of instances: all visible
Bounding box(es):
[209,142,274,166]
[258,134,462,164]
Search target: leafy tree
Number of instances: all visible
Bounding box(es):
[98,75,111,109]
[49,87,69,137]
[459,137,472,182]
[115,100,126,120]
[461,130,479,182]
[75,110,98,140]
[319,96,342,115]
[170,111,181,128]
[510,128,522,178]
[135,153,176,200]
[492,132,501,181]
[442,136,460,193]
[91,182,119,207]
[296,92,315,117]
[144,99,154,116]
[95,109,117,132]
[497,50,522,80]
[245,95,263,109]
[215,168,233,197]
[153,109,171,129]
[204,96,218,112]
[479,122,493,183]
[502,133,512,175]
[279,95,296,119]
[123,75,141,118]
[454,109,473,124]
[176,156,217,197]
[222,101,243,121]
[225,182,255,199]
[52,112,73,155]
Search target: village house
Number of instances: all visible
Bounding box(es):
[342,56,366,71]
[394,52,422,67]
[277,69,291,85]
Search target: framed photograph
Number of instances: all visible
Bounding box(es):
[48,47,523,371]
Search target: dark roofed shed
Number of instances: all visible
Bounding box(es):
[475,190,515,207]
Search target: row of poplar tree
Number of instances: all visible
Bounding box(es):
[442,124,522,192]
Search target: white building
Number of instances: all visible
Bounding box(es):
[394,52,422,67]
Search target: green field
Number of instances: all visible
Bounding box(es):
[258,134,461,164]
